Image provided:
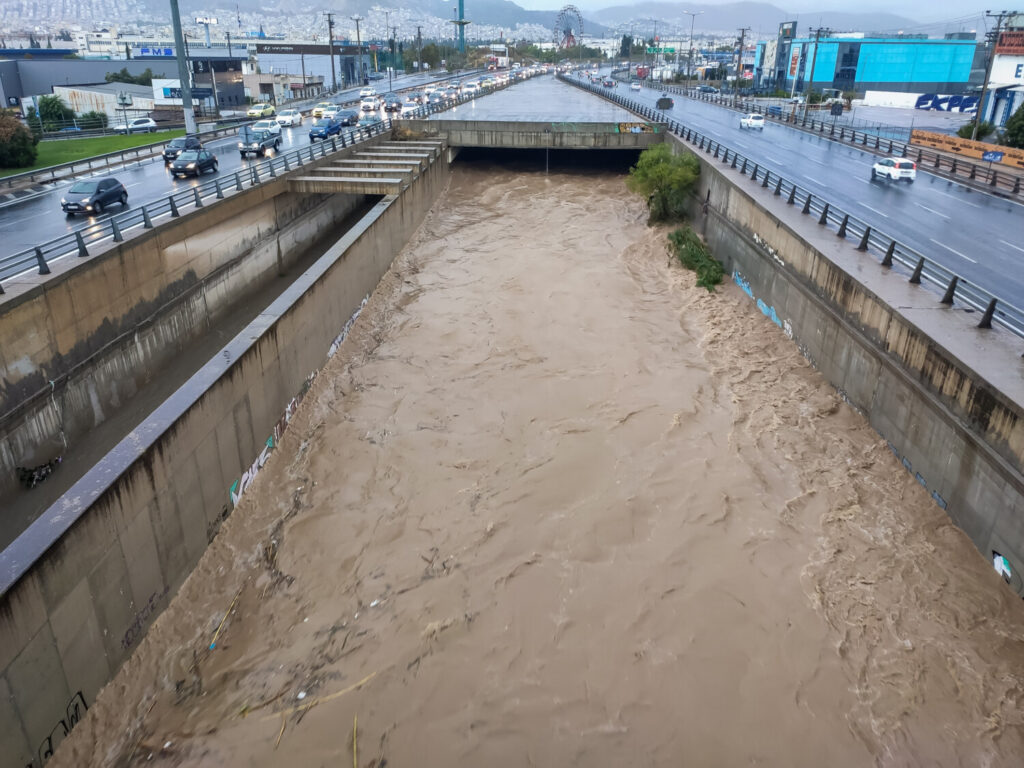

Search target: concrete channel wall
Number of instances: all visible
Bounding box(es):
[0,136,390,506]
[408,119,664,150]
[0,139,449,767]
[666,133,1024,595]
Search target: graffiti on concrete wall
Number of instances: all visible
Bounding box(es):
[121,585,171,650]
[28,692,87,767]
[914,94,979,113]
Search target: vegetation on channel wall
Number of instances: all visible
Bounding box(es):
[668,226,724,291]
[626,143,700,223]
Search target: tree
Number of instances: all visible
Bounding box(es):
[105,67,155,86]
[37,94,74,128]
[957,121,994,140]
[0,113,38,168]
[619,34,631,58]
[77,110,108,129]
[1001,105,1024,149]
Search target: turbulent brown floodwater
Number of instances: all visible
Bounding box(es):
[53,162,1024,768]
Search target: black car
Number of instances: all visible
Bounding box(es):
[656,94,675,109]
[336,109,360,127]
[163,135,202,164]
[382,93,403,112]
[169,149,218,177]
[237,126,280,157]
[61,177,128,217]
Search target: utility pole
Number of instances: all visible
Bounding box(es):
[389,24,398,89]
[324,13,336,91]
[352,15,364,84]
[169,0,196,134]
[735,26,750,103]
[803,26,831,118]
[683,10,702,85]
[973,10,1010,141]
[416,25,423,73]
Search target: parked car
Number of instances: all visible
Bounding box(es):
[276,109,303,126]
[740,113,765,130]
[309,117,342,141]
[60,177,127,217]
[312,101,334,118]
[169,149,218,177]
[247,102,275,117]
[114,117,158,134]
[162,135,202,164]
[336,109,360,126]
[237,125,280,157]
[360,95,380,112]
[359,86,376,98]
[252,119,282,136]
[871,157,917,183]
[382,92,403,112]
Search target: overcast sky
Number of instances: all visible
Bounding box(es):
[513,0,990,25]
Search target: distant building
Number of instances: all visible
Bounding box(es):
[242,71,325,103]
[981,16,1024,128]
[52,82,154,122]
[758,24,983,95]
[0,58,164,114]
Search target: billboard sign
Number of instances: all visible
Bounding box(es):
[789,44,801,76]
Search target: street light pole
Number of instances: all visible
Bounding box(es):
[352,15,364,85]
[324,12,336,91]
[682,10,702,88]
[169,0,196,134]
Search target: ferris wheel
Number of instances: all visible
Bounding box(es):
[553,5,584,49]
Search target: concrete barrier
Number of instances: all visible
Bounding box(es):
[0,141,449,766]
[405,119,664,150]
[666,132,1024,595]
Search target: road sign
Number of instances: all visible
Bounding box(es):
[163,87,213,99]
[645,47,675,54]
[982,150,1005,163]
[116,92,133,107]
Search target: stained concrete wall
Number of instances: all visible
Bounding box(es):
[406,119,663,150]
[666,132,1024,595]
[0,142,449,766]
[0,135,391,503]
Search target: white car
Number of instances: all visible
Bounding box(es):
[463,82,480,94]
[359,86,376,98]
[630,81,641,91]
[360,95,380,112]
[871,157,917,183]
[739,113,765,130]
[276,109,302,126]
[114,117,158,134]
[400,101,420,117]
[252,119,282,136]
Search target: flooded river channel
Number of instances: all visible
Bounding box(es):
[52,161,1024,767]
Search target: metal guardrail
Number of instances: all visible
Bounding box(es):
[649,82,1023,198]
[560,74,1024,342]
[0,75,533,293]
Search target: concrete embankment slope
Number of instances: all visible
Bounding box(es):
[0,137,449,766]
[667,131,1024,594]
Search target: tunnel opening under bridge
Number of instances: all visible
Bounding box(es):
[453,147,643,174]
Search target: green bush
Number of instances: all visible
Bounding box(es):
[626,143,701,223]
[0,114,39,168]
[77,110,108,129]
[957,121,995,140]
[1001,105,1024,149]
[668,226,724,291]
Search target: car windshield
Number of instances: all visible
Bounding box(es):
[314,119,332,126]
[168,138,186,148]
[177,151,199,162]
[69,181,98,193]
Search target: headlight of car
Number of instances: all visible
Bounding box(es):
[186,163,196,169]
[238,141,244,148]
[81,198,91,204]
[60,197,66,204]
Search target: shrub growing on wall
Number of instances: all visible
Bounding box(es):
[626,142,700,223]
[668,226,724,291]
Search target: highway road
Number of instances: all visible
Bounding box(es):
[579,69,1024,305]
[0,70,479,258]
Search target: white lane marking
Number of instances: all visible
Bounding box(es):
[1000,239,1024,255]
[764,155,783,164]
[929,238,977,263]
[915,202,950,219]
[931,188,981,208]
[801,174,820,183]
[733,140,749,149]
[858,202,889,218]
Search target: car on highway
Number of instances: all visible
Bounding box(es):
[400,100,420,117]
[428,93,444,105]
[382,92,403,112]
[60,177,127,217]
[312,101,334,118]
[162,135,202,164]
[308,117,341,141]
[237,125,280,157]
[114,117,158,134]
[360,95,380,112]
[740,113,765,130]
[602,78,615,88]
[656,94,675,110]
[630,81,642,91]
[247,102,276,117]
[276,109,303,126]
[252,119,282,136]
[360,114,383,129]
[871,157,917,183]
[169,149,218,178]
[698,85,719,94]
[463,82,480,94]
[336,109,360,126]
[359,86,377,98]
[407,92,426,104]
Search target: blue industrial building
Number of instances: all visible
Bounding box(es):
[756,26,983,94]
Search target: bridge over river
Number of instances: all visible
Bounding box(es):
[4,72,1024,768]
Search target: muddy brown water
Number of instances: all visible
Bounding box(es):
[50,163,1024,767]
